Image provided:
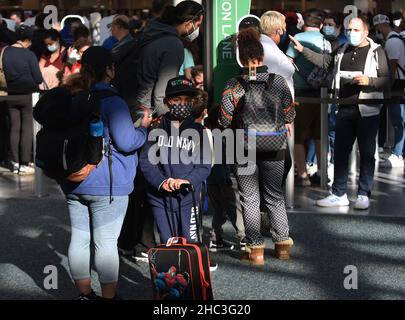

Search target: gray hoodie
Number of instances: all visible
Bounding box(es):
[136,19,184,116]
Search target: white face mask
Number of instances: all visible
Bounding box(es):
[68,49,81,61]
[394,19,402,27]
[185,22,199,42]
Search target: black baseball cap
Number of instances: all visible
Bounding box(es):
[81,46,113,71]
[165,77,198,98]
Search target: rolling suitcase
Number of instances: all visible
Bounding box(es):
[147,184,214,300]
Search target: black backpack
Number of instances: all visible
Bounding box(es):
[112,32,145,105]
[232,74,288,153]
[112,29,178,106]
[33,88,116,182]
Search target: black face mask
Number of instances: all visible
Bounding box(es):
[170,103,193,120]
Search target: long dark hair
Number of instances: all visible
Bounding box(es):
[161,0,203,26]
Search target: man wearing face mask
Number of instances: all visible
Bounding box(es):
[139,77,212,244]
[316,16,391,210]
[136,1,204,117]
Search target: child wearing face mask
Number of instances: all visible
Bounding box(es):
[139,77,212,244]
[39,29,67,89]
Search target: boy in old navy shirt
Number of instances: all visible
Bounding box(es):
[140,77,212,244]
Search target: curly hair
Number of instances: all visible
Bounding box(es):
[237,28,264,66]
[192,89,208,119]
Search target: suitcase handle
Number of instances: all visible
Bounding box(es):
[166,237,188,247]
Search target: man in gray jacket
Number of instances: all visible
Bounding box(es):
[136,1,204,116]
[317,16,391,210]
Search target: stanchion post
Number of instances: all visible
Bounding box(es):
[32,92,45,198]
[320,87,329,189]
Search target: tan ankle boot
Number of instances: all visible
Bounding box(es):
[241,245,265,266]
[275,238,294,260]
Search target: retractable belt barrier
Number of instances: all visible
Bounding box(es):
[0,89,404,201]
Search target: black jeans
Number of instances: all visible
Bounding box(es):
[8,95,33,164]
[332,107,380,197]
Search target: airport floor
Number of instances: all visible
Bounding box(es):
[0,160,404,300]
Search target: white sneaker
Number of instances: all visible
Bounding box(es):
[18,165,35,175]
[316,194,350,208]
[380,154,404,168]
[354,195,370,210]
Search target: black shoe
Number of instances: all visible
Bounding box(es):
[309,173,330,186]
[77,290,100,301]
[209,239,234,252]
[119,245,149,263]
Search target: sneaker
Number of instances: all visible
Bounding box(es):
[209,261,218,272]
[18,165,35,175]
[209,239,234,252]
[239,238,247,251]
[10,161,19,174]
[118,247,149,263]
[295,176,311,187]
[77,290,100,301]
[316,194,350,208]
[354,195,370,210]
[135,250,149,263]
[380,154,404,168]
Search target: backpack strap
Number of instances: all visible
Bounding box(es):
[235,76,250,93]
[266,73,276,90]
[387,34,405,79]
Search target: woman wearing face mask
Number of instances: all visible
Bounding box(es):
[139,77,212,244]
[136,0,204,116]
[39,29,67,89]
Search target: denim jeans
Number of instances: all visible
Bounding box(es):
[332,107,380,197]
[388,104,405,157]
[329,104,337,164]
[66,194,129,284]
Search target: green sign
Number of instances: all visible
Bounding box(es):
[213,0,251,103]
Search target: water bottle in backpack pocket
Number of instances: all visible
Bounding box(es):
[232,74,288,153]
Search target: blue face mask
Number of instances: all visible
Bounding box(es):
[347,31,364,47]
[323,26,336,37]
[47,43,59,53]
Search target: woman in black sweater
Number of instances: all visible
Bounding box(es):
[3,26,43,175]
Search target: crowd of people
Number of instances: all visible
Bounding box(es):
[0,0,404,300]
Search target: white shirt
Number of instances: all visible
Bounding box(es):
[385,31,405,80]
[260,34,296,100]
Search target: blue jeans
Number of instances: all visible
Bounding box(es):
[332,107,379,197]
[388,104,405,156]
[329,105,337,164]
[66,194,128,284]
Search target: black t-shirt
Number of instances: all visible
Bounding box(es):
[340,44,370,102]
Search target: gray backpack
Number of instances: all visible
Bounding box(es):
[232,74,288,153]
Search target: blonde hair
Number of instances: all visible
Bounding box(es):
[260,11,286,35]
